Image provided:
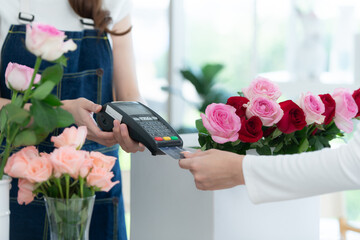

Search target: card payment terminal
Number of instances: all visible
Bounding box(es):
[96,101,185,159]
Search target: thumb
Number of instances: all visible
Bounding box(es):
[178,158,193,170]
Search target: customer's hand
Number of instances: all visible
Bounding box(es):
[179,149,245,190]
[112,120,145,153]
[62,98,118,147]
[62,98,146,152]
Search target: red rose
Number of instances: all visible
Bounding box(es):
[352,88,360,117]
[226,96,249,118]
[319,94,336,125]
[277,100,306,134]
[238,116,263,143]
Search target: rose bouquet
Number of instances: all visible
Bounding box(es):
[4,126,118,204]
[0,23,77,180]
[4,126,119,240]
[197,77,360,155]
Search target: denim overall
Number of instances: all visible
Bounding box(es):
[0,23,127,240]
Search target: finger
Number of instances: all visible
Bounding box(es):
[138,142,146,152]
[183,150,205,158]
[178,158,193,170]
[113,120,126,146]
[79,98,102,113]
[182,151,194,158]
[120,124,141,151]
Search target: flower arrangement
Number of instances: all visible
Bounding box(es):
[197,77,360,155]
[4,126,118,205]
[0,23,77,180]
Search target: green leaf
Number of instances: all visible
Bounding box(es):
[0,108,7,132]
[201,64,224,85]
[40,63,63,85]
[53,55,68,67]
[237,91,245,97]
[318,136,331,148]
[298,138,309,153]
[13,129,37,147]
[82,186,94,198]
[195,119,207,134]
[32,81,56,100]
[290,134,299,145]
[54,107,74,128]
[283,143,299,154]
[30,99,57,132]
[42,94,62,106]
[273,142,284,153]
[314,138,324,150]
[201,144,207,151]
[180,69,203,93]
[317,125,325,131]
[13,95,24,107]
[46,184,60,198]
[231,140,241,146]
[271,128,283,139]
[4,103,30,124]
[256,145,272,155]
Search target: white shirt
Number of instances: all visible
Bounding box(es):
[0,0,131,48]
[243,124,360,204]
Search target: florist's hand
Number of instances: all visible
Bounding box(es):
[62,98,117,147]
[179,149,245,190]
[112,120,145,153]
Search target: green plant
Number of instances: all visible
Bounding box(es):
[180,63,230,112]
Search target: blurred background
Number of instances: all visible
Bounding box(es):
[119,0,360,239]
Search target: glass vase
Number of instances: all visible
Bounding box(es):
[44,195,95,240]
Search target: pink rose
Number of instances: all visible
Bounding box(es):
[5,62,41,91]
[245,96,284,126]
[17,179,35,205]
[25,155,52,183]
[90,151,116,171]
[51,126,87,149]
[201,103,241,144]
[87,166,119,192]
[332,88,358,133]
[4,146,39,178]
[26,23,77,61]
[50,146,89,179]
[298,92,325,125]
[242,76,281,101]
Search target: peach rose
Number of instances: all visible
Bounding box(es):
[50,146,88,179]
[51,126,87,149]
[79,155,93,178]
[25,155,53,183]
[4,146,39,178]
[17,179,35,205]
[87,166,119,192]
[90,152,116,171]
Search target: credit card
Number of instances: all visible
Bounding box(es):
[159,146,186,159]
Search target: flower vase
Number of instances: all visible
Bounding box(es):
[44,195,95,240]
[0,175,11,240]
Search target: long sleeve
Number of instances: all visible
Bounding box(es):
[243,127,360,204]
